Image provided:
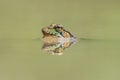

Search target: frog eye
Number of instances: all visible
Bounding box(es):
[55,24,63,28]
[56,27,61,28]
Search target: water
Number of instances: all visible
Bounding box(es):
[0,0,120,80]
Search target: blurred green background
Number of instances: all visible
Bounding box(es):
[0,0,120,80]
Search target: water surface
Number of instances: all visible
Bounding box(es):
[0,0,120,80]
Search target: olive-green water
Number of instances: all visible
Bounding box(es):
[0,0,120,80]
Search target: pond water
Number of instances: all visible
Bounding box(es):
[0,0,120,80]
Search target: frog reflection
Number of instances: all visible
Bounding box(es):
[42,38,77,55]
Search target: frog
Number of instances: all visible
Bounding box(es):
[41,24,75,38]
[41,24,63,38]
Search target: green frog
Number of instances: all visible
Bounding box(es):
[41,24,63,38]
[42,24,74,38]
